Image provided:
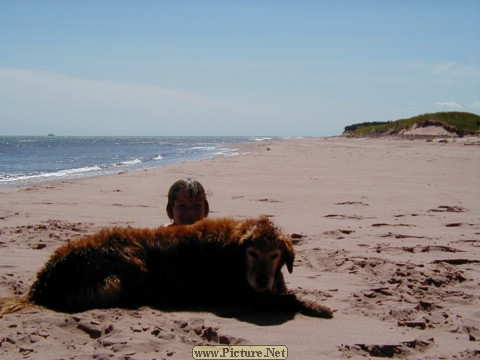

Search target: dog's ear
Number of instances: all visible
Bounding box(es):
[283,236,295,273]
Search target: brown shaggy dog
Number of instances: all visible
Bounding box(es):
[9,217,333,318]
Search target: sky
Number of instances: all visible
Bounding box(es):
[1,0,479,136]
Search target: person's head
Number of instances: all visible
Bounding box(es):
[166,178,209,225]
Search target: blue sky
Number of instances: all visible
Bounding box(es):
[1,1,479,136]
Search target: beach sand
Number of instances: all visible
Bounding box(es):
[1,136,479,359]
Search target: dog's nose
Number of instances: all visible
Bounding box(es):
[256,275,269,288]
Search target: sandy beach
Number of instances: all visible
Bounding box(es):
[1,136,479,359]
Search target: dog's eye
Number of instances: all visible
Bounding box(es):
[247,249,259,258]
[270,253,280,260]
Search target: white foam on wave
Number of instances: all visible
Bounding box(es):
[214,148,240,157]
[116,159,142,166]
[0,166,102,183]
[191,146,216,151]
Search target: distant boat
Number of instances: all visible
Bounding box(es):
[48,133,55,137]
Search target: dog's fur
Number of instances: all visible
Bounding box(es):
[3,217,332,318]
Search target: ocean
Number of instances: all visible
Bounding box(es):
[0,136,272,188]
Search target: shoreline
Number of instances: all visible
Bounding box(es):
[1,136,479,359]
[2,134,477,191]
[0,135,268,190]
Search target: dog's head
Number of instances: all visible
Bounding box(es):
[237,216,295,292]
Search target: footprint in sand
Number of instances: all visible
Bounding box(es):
[371,223,415,227]
[322,229,355,240]
[171,318,245,345]
[428,205,466,213]
[324,214,368,220]
[335,201,369,206]
[394,213,421,218]
[380,232,428,239]
[340,338,434,358]
[445,222,463,227]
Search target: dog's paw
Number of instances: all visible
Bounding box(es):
[298,299,334,319]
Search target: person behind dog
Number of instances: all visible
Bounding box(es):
[166,178,209,226]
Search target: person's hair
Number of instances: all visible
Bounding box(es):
[166,178,210,220]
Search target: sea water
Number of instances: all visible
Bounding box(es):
[0,136,271,188]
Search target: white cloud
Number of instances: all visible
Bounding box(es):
[0,67,252,135]
[433,62,456,74]
[434,101,461,109]
[471,101,480,110]
[0,67,236,109]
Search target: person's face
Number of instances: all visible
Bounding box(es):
[172,191,207,225]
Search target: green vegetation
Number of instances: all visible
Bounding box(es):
[343,112,480,137]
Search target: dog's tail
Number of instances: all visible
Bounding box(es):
[0,295,34,316]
